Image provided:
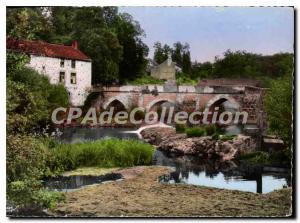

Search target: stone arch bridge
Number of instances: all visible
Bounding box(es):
[91,83,267,130]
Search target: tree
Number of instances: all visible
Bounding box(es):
[191,62,213,79]
[114,13,149,82]
[172,42,183,67]
[7,53,69,134]
[7,7,53,41]
[153,42,167,64]
[182,43,191,73]
[265,74,293,147]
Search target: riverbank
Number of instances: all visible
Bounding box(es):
[52,166,292,217]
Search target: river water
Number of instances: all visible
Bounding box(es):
[56,127,291,194]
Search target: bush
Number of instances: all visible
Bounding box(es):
[49,139,154,172]
[205,125,217,136]
[235,149,291,167]
[175,123,186,133]
[239,151,271,164]
[176,73,197,85]
[6,134,50,182]
[129,75,164,85]
[184,125,222,137]
[7,179,64,209]
[219,134,237,141]
[7,53,69,134]
[185,127,207,137]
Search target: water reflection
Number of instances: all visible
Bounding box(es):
[154,150,290,194]
[44,173,123,192]
[58,127,139,143]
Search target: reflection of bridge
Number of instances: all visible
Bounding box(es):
[91,83,267,129]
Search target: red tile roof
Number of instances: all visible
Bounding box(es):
[6,37,91,61]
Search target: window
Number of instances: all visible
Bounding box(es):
[71,60,76,68]
[71,73,76,84]
[60,59,65,67]
[59,72,65,83]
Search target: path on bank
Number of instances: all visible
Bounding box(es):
[53,166,291,217]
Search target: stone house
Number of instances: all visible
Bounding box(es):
[7,37,92,106]
[150,55,181,80]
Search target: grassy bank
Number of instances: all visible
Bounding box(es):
[53,166,292,217]
[7,136,154,212]
[49,138,154,173]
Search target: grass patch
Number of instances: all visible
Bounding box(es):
[185,127,207,137]
[62,167,120,176]
[129,75,165,85]
[50,138,154,172]
[175,123,186,133]
[184,125,224,138]
[240,150,291,167]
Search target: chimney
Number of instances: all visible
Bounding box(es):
[72,41,78,49]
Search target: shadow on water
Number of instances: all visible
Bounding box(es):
[153,150,291,194]
[43,173,123,192]
[58,127,139,143]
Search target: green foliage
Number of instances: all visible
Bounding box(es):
[191,62,213,79]
[7,7,149,84]
[175,123,186,133]
[185,127,207,137]
[7,179,64,209]
[6,53,30,75]
[7,53,69,134]
[129,75,164,85]
[153,42,170,64]
[7,7,53,41]
[6,134,49,182]
[49,139,154,172]
[265,74,293,147]
[212,50,293,80]
[185,125,222,138]
[205,125,217,136]
[240,151,271,164]
[218,135,236,141]
[153,41,192,74]
[240,150,291,167]
[176,72,197,85]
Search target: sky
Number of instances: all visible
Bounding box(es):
[119,7,294,62]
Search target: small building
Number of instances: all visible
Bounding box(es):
[150,55,181,80]
[7,37,92,106]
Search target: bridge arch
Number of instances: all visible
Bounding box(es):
[205,94,240,110]
[146,98,175,112]
[103,96,129,111]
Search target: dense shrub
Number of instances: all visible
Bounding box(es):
[129,75,164,85]
[7,53,69,134]
[176,72,197,85]
[205,125,217,136]
[175,123,186,133]
[185,127,206,137]
[185,125,221,137]
[49,139,154,172]
[7,134,49,182]
[7,179,64,209]
[240,150,291,167]
[265,74,292,147]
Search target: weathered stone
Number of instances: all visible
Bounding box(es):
[140,127,176,145]
[142,127,257,161]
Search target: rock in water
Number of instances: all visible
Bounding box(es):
[142,127,257,161]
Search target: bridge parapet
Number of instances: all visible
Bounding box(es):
[92,84,249,94]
